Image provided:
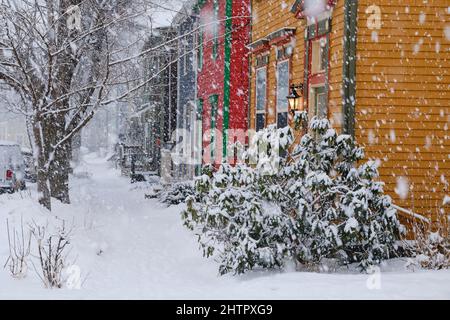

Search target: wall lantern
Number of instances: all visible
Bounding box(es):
[287,84,304,115]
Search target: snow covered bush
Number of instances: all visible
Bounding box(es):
[162,181,196,205]
[407,229,449,270]
[149,181,197,206]
[183,164,296,275]
[182,115,402,274]
[287,117,402,270]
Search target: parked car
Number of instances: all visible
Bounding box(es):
[0,141,26,193]
[21,147,37,183]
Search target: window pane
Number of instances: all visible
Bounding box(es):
[311,37,328,74]
[317,92,327,118]
[313,86,327,118]
[277,112,288,129]
[276,61,289,112]
[256,114,265,131]
[256,68,267,111]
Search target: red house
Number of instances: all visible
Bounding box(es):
[195,0,250,165]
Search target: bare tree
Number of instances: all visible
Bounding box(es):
[0,0,149,209]
[0,0,246,211]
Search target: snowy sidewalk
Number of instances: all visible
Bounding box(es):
[0,155,449,299]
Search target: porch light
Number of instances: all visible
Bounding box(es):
[287,84,304,115]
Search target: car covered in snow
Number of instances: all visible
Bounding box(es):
[0,141,26,193]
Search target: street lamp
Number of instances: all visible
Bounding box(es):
[287,84,304,115]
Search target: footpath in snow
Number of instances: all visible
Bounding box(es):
[0,155,449,299]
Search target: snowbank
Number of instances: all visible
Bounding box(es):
[0,157,449,299]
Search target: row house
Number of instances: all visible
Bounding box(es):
[171,0,251,181]
[128,27,178,174]
[248,0,449,236]
[172,0,200,180]
[195,0,251,166]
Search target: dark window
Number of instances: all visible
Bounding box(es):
[256,114,265,132]
[277,112,288,129]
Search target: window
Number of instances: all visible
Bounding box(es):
[255,67,267,131]
[310,86,327,118]
[197,28,203,70]
[311,37,327,74]
[212,0,219,60]
[305,19,330,119]
[209,95,218,159]
[276,60,289,128]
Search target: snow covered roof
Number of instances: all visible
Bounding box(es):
[0,140,20,147]
[172,0,197,26]
[149,0,186,28]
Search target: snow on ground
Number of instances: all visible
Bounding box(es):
[0,154,449,300]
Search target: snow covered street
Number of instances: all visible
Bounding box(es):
[0,155,449,300]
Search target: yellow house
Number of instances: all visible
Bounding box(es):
[248,0,449,237]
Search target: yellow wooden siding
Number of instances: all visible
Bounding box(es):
[249,0,304,130]
[355,0,449,229]
[250,0,346,134]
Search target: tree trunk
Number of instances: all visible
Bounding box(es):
[33,120,51,211]
[49,138,71,204]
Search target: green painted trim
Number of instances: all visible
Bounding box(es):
[197,98,203,121]
[342,0,358,137]
[222,0,232,160]
[209,95,218,159]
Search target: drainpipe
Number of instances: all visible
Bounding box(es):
[342,0,358,137]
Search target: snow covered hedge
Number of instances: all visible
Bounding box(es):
[182,116,403,275]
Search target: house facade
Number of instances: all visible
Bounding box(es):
[195,0,251,166]
[249,0,448,236]
[172,0,200,180]
[139,27,178,173]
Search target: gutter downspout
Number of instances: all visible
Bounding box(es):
[342,0,358,137]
